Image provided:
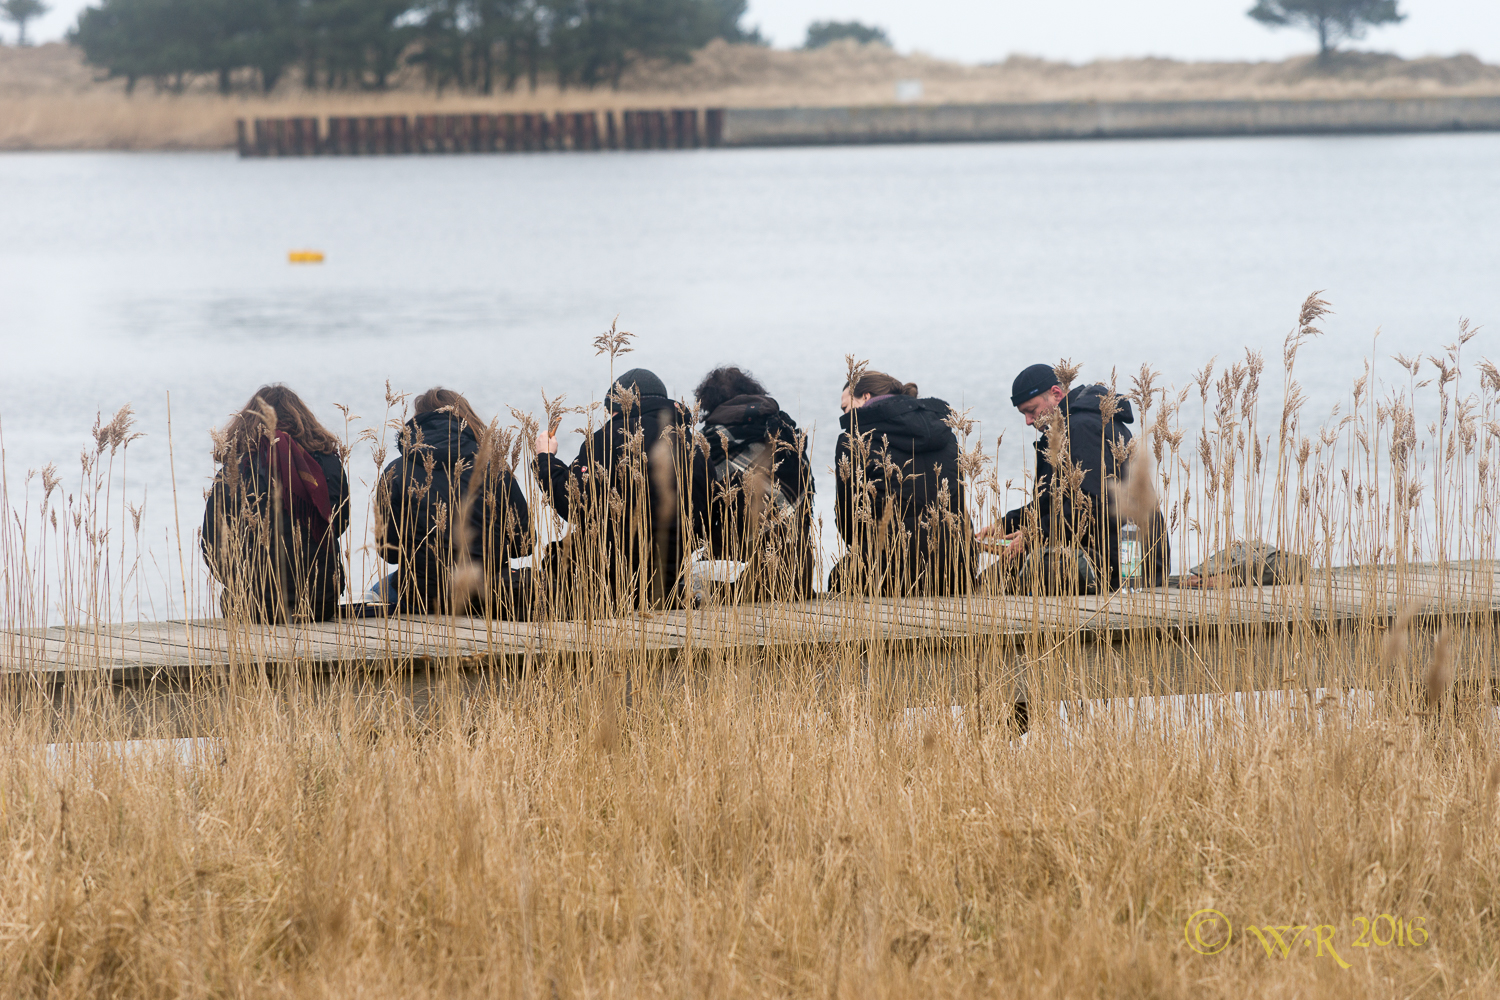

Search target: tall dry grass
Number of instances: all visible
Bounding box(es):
[3,667,1498,998]
[1,293,1499,996]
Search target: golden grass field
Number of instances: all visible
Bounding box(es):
[2,296,1500,997]
[2,39,1499,150]
[5,661,1497,999]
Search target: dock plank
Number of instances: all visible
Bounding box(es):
[1,631,195,672]
[9,560,1499,679]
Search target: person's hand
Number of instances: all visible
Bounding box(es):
[976,523,1005,540]
[1000,530,1026,564]
[535,429,559,456]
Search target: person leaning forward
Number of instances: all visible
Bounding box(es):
[376,388,533,617]
[695,365,816,600]
[981,363,1168,593]
[533,368,712,612]
[830,369,976,597]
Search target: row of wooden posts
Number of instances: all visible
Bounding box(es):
[237,109,726,157]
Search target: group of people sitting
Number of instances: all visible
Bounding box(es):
[201,362,1169,623]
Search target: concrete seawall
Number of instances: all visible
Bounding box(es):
[720,97,1500,146]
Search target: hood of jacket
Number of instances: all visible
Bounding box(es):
[840,396,957,455]
[401,409,482,464]
[704,394,780,428]
[1063,384,1135,424]
[703,395,798,461]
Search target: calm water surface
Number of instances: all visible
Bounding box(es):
[2,135,1496,617]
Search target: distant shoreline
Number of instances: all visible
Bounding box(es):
[719,96,1500,147]
[221,97,1500,160]
[5,41,1500,151]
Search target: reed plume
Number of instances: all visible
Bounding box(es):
[1,297,1499,998]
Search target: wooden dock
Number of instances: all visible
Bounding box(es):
[237,108,726,157]
[5,563,1499,686]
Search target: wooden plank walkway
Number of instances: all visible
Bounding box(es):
[4,563,1498,682]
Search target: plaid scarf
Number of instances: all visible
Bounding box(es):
[253,432,332,542]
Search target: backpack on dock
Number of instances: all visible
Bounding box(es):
[1182,540,1309,588]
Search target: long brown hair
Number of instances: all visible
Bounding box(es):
[413,387,488,438]
[847,370,919,399]
[220,384,339,460]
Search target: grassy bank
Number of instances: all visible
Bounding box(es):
[5,656,1498,999]
[3,41,1499,150]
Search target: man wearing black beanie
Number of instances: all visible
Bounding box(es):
[981,363,1166,592]
[1008,363,1066,426]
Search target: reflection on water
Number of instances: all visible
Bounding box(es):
[2,135,1497,618]
[118,290,529,343]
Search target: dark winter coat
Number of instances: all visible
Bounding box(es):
[534,395,713,610]
[701,394,816,599]
[833,395,975,596]
[378,410,532,615]
[202,448,349,622]
[1001,383,1168,590]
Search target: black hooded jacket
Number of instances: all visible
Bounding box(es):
[379,409,532,614]
[534,394,713,609]
[701,394,816,597]
[1002,383,1157,590]
[833,395,975,595]
[202,447,349,622]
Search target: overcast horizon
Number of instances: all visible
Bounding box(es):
[11,0,1500,65]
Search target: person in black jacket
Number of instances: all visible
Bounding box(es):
[534,368,712,612]
[830,369,975,596]
[695,366,816,600]
[985,363,1168,592]
[377,388,532,616]
[202,385,349,622]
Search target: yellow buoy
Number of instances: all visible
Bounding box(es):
[288,250,325,264]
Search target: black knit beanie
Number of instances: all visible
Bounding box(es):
[1010,364,1060,408]
[611,368,669,405]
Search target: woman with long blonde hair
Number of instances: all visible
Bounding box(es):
[202,385,349,622]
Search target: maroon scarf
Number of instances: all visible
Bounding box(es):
[252,432,332,542]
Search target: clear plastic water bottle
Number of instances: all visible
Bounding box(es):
[1119,522,1143,589]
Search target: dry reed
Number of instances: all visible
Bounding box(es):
[1,292,1498,996]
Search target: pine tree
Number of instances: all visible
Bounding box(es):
[1248,0,1405,57]
[2,0,51,46]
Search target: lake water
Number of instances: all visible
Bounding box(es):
[2,134,1497,619]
